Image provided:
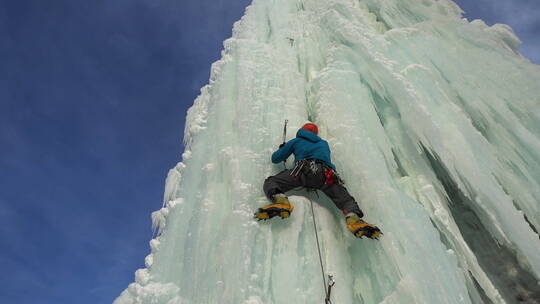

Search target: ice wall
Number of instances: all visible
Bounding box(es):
[116,0,540,303]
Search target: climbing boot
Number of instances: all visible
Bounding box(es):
[254,195,294,220]
[346,214,382,239]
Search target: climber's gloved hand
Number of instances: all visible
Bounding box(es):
[279,142,285,149]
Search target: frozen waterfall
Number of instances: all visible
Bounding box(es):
[116,0,540,303]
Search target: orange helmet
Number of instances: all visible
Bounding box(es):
[302,123,318,135]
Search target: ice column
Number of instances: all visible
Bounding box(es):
[116,0,540,303]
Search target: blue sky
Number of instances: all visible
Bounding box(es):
[0,0,538,303]
[455,0,540,63]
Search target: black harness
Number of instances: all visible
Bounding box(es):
[290,159,343,185]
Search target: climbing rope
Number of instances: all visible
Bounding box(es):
[308,194,330,301]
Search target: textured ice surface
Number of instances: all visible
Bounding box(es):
[116,0,540,303]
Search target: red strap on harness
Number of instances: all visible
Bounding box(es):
[324,168,335,184]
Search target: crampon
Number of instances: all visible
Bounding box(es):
[347,216,382,239]
[254,202,294,220]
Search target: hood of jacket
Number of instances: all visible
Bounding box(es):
[296,128,321,142]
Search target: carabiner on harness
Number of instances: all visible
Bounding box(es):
[290,160,305,178]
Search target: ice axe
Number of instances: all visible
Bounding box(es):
[282,119,288,144]
[281,119,288,168]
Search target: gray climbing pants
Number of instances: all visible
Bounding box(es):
[263,161,364,217]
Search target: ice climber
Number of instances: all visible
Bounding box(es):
[254,123,382,239]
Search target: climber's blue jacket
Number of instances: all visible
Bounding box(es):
[271,129,336,170]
